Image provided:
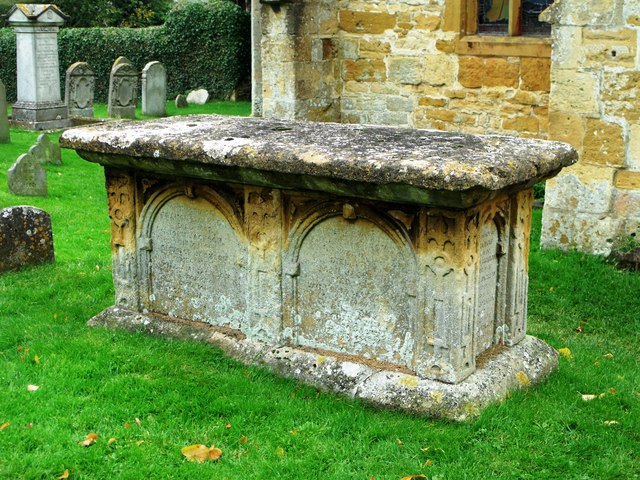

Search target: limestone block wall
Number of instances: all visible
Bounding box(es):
[541,0,640,254]
[256,0,551,138]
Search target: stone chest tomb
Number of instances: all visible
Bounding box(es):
[60,115,576,419]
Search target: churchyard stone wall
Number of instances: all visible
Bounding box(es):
[541,0,640,254]
[255,0,640,255]
[256,0,551,138]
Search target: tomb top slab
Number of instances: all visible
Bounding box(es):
[60,115,577,208]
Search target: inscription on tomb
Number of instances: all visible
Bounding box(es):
[294,215,417,368]
[36,37,59,99]
[146,195,247,328]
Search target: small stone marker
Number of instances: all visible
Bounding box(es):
[29,133,62,165]
[175,94,188,108]
[142,61,167,116]
[0,78,9,143]
[108,62,138,119]
[6,4,70,130]
[186,89,209,105]
[7,151,47,197]
[65,61,95,117]
[0,206,54,273]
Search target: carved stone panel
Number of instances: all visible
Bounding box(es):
[292,211,418,369]
[476,220,500,354]
[65,61,95,117]
[108,62,138,119]
[143,190,247,329]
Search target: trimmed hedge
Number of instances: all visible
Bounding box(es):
[0,0,250,103]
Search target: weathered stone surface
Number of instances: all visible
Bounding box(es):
[0,206,54,272]
[175,94,188,108]
[0,78,9,143]
[6,4,70,130]
[186,89,209,105]
[60,115,577,208]
[65,61,95,118]
[89,307,558,421]
[29,133,62,165]
[141,61,167,117]
[7,151,47,197]
[108,62,138,119]
[61,114,574,415]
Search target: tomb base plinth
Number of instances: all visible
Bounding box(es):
[90,306,558,421]
[60,115,577,418]
[11,101,70,130]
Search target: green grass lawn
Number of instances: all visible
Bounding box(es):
[1,105,639,479]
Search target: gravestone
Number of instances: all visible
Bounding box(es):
[113,56,133,69]
[7,151,47,197]
[108,63,138,119]
[29,133,62,165]
[175,94,188,108]
[65,62,95,117]
[6,4,70,130]
[186,89,209,105]
[141,61,167,116]
[60,115,577,420]
[0,78,9,143]
[0,206,54,273]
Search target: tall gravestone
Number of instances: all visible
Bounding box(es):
[108,62,138,119]
[6,4,70,130]
[7,151,47,197]
[0,79,9,143]
[65,62,95,118]
[142,61,167,116]
[0,206,54,273]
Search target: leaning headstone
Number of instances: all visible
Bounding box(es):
[142,61,167,116]
[0,78,9,143]
[6,4,70,130]
[65,62,95,118]
[186,89,209,105]
[0,206,54,273]
[7,151,47,197]
[108,63,138,119]
[175,94,188,108]
[29,133,62,165]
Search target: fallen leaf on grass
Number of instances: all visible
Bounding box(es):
[424,459,433,467]
[135,418,142,427]
[108,438,117,445]
[603,353,614,359]
[27,385,40,392]
[608,388,618,395]
[604,420,619,425]
[239,436,248,444]
[34,355,40,364]
[0,422,9,431]
[515,371,530,386]
[225,423,232,429]
[400,475,427,480]
[80,433,98,447]
[58,469,69,479]
[181,444,222,463]
[24,423,33,429]
[558,348,572,359]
